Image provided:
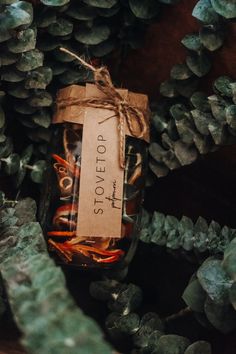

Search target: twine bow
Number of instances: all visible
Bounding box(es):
[56,47,148,169]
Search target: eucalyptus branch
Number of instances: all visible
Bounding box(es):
[140,209,236,255]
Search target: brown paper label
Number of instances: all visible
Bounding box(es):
[76,87,124,238]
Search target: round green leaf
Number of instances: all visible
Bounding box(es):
[182,279,206,312]
[190,91,210,112]
[1,153,20,175]
[82,0,117,9]
[40,0,70,6]
[129,0,160,19]
[160,80,178,97]
[7,84,30,99]
[171,63,193,80]
[181,34,202,51]
[192,0,219,24]
[7,28,37,53]
[74,24,110,45]
[1,69,25,82]
[24,67,53,89]
[27,91,53,108]
[214,76,233,97]
[199,26,224,51]
[184,341,212,354]
[153,335,190,354]
[48,18,73,36]
[204,296,236,333]
[66,4,97,20]
[30,160,47,184]
[0,1,33,31]
[186,52,211,77]
[31,111,51,128]
[211,0,236,19]
[0,52,19,65]
[14,101,37,115]
[90,39,115,57]
[197,257,232,305]
[16,49,44,72]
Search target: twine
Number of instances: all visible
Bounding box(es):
[56,47,148,169]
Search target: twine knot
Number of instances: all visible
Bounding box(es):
[57,47,148,169]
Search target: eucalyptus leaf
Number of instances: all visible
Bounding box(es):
[0,1,33,31]
[90,39,115,57]
[66,4,97,20]
[96,4,120,17]
[170,63,193,80]
[14,101,37,115]
[1,69,25,82]
[197,258,232,305]
[211,0,236,19]
[182,279,206,312]
[152,335,190,354]
[1,153,20,175]
[199,26,224,51]
[7,83,30,99]
[35,8,56,28]
[74,24,110,45]
[192,0,219,24]
[204,296,236,333]
[190,91,210,112]
[129,0,160,19]
[30,160,46,184]
[184,341,212,354]
[133,312,164,349]
[40,0,70,6]
[48,18,73,36]
[0,52,20,65]
[24,67,53,89]
[186,52,211,77]
[27,91,53,108]
[181,34,202,51]
[30,111,51,129]
[7,28,37,53]
[160,80,178,97]
[82,0,117,9]
[16,49,44,72]
[214,76,233,97]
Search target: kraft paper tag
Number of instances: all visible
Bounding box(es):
[76,85,125,238]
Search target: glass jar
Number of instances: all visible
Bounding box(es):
[40,85,149,270]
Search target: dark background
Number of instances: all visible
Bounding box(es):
[1,0,236,353]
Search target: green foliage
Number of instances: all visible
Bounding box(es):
[197,258,232,305]
[0,200,113,354]
[211,0,236,19]
[140,209,236,253]
[129,0,160,19]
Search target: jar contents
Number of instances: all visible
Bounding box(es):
[46,124,147,268]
